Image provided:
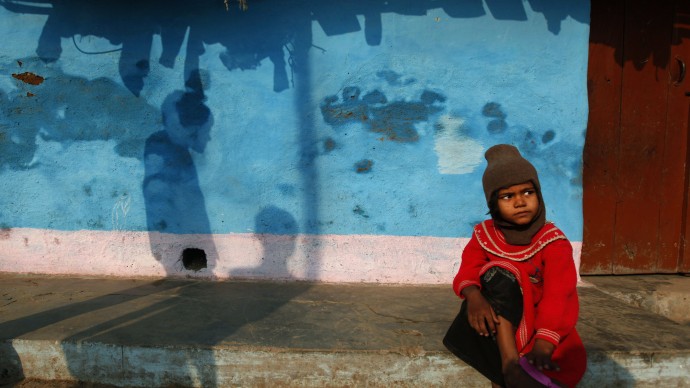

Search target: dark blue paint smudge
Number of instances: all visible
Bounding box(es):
[277,184,297,197]
[482,102,507,119]
[353,205,369,218]
[483,102,508,134]
[487,119,507,133]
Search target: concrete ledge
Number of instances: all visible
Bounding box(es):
[4,340,690,387]
[584,274,690,324]
[583,351,690,387]
[1,274,690,387]
[4,341,487,387]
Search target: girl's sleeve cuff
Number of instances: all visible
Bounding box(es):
[535,328,561,346]
[456,280,481,298]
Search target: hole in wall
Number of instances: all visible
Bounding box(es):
[181,248,207,272]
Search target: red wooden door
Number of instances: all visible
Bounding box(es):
[582,0,690,274]
[675,3,690,273]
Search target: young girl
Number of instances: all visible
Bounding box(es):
[444,144,587,388]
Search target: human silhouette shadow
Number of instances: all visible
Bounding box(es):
[231,206,304,280]
[143,81,219,276]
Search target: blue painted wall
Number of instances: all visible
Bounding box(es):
[0,0,590,241]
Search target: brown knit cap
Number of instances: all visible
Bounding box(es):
[482,144,540,204]
[481,144,545,245]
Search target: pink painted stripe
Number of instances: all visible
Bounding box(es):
[0,228,582,284]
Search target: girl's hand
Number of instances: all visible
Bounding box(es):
[462,286,499,336]
[525,339,560,371]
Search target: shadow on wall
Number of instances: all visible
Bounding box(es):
[0,0,591,297]
[0,0,591,210]
[143,72,220,273]
[231,206,300,279]
[0,0,589,95]
[0,0,591,238]
[0,0,593,385]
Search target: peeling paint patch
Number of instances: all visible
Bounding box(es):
[12,72,44,86]
[320,85,445,142]
[623,244,637,260]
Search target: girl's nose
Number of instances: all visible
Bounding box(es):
[514,195,526,207]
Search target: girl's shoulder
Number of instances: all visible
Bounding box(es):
[472,220,569,262]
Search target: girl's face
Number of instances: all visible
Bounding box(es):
[496,182,539,225]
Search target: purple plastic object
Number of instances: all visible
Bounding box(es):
[518,357,560,387]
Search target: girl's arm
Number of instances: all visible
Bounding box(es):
[533,239,579,346]
[453,234,498,336]
[452,234,488,296]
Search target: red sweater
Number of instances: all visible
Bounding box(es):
[453,220,586,387]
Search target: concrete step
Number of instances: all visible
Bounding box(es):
[1,274,689,387]
[584,274,690,325]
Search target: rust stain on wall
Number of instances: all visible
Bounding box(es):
[12,72,45,85]
[354,159,373,173]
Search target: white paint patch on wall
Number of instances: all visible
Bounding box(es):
[433,114,484,175]
[0,228,583,284]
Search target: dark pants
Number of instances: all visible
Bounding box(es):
[443,267,524,387]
